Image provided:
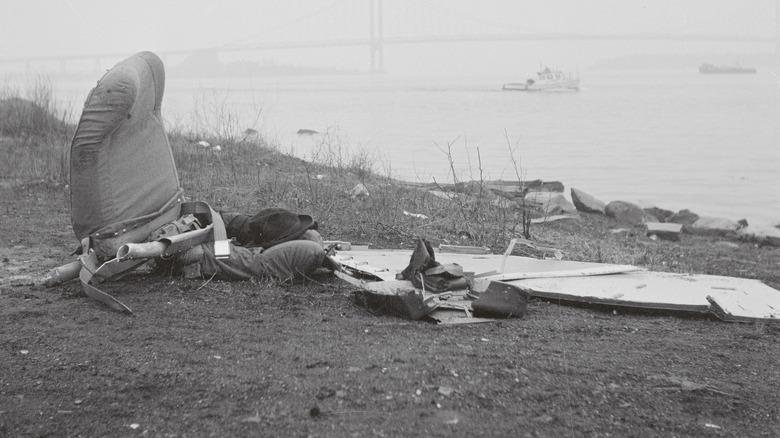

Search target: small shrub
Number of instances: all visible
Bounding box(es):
[0,76,74,182]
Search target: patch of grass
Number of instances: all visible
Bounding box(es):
[164,95,534,252]
[0,76,74,182]
[169,125,527,251]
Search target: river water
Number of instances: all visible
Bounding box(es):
[58,68,779,227]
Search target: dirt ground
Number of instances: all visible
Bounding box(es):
[1,182,779,438]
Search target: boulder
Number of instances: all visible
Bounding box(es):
[737,225,780,247]
[643,206,675,222]
[521,191,559,210]
[685,216,740,237]
[524,192,576,215]
[541,194,577,216]
[668,209,699,225]
[605,201,659,225]
[570,188,606,215]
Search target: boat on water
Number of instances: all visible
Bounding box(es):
[502,66,580,92]
[698,63,757,74]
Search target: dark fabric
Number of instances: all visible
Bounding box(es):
[399,237,469,292]
[399,237,438,282]
[221,211,252,246]
[167,239,325,283]
[471,281,530,318]
[247,208,317,248]
[221,209,317,248]
[351,288,433,320]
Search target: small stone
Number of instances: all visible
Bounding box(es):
[668,209,699,225]
[687,216,740,237]
[438,386,455,396]
[737,225,780,247]
[643,206,675,222]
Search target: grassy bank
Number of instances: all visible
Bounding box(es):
[1,79,778,283]
[0,79,541,253]
[0,77,74,182]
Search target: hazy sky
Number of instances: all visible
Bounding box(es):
[1,0,775,75]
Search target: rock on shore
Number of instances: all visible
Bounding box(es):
[568,188,780,247]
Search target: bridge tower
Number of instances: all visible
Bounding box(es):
[369,0,384,74]
[776,0,780,58]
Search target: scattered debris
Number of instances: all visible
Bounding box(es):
[242,413,263,423]
[438,386,455,396]
[438,244,491,254]
[646,222,682,241]
[513,237,563,260]
[349,183,370,198]
[402,211,428,220]
[333,247,780,322]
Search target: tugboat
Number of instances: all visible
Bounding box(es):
[503,66,580,92]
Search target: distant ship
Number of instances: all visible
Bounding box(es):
[503,66,580,92]
[698,63,757,74]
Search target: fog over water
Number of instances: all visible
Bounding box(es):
[2,1,779,226]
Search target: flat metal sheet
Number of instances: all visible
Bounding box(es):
[334,249,780,322]
[707,286,780,322]
[508,271,780,320]
[333,249,638,281]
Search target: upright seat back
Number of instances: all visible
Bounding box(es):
[70,51,183,260]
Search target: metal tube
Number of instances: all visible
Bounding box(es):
[116,241,168,261]
[42,261,82,286]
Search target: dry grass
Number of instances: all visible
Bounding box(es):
[0,77,74,182]
[0,78,538,253]
[3,78,757,274]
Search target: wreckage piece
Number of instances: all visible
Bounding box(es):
[45,51,234,312]
[398,237,471,292]
[335,250,533,324]
[349,278,437,320]
[116,241,168,260]
[43,51,186,312]
[707,287,780,322]
[339,270,488,323]
[332,248,780,322]
[67,51,184,312]
[116,223,217,262]
[43,261,82,287]
[70,51,182,240]
[504,271,780,321]
[470,264,643,293]
[333,255,397,281]
[471,281,531,318]
[333,250,640,283]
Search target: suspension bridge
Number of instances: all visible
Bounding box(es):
[1,0,778,75]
